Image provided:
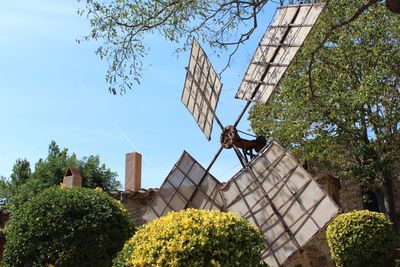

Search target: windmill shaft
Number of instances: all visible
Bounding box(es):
[233,101,251,128]
[214,114,224,130]
[233,147,247,168]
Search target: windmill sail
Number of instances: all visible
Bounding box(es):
[221,142,339,266]
[143,142,339,266]
[182,38,223,140]
[143,151,224,222]
[236,3,325,104]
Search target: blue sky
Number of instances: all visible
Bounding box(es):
[0,0,277,189]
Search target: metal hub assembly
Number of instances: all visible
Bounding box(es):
[220,125,238,149]
[221,125,266,153]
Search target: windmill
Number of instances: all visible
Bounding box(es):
[143,3,340,266]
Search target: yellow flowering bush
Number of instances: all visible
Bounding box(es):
[113,209,266,267]
[326,210,397,267]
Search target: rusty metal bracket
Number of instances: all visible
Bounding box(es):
[220,125,267,159]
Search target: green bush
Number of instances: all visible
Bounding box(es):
[326,210,397,267]
[113,209,266,267]
[3,186,134,267]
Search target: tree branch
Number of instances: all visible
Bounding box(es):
[307,0,379,95]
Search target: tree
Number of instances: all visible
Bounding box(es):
[78,155,120,191]
[0,177,14,204]
[30,141,120,190]
[10,159,31,187]
[31,141,77,186]
[0,159,32,205]
[78,0,395,95]
[249,1,400,228]
[0,141,121,211]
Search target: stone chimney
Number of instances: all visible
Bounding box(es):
[63,166,82,188]
[125,152,142,191]
[316,172,341,208]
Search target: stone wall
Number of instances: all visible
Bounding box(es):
[285,231,334,267]
[339,178,363,212]
[109,189,158,226]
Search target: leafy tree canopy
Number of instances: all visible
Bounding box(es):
[78,0,390,95]
[10,159,31,187]
[249,1,400,225]
[0,141,120,211]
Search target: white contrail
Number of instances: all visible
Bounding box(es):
[74,75,150,166]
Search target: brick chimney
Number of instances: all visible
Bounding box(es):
[63,166,82,188]
[125,152,142,191]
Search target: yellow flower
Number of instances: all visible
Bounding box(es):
[118,208,265,266]
[94,186,103,192]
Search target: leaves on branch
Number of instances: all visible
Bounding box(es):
[78,0,387,95]
[249,0,400,189]
[78,0,282,94]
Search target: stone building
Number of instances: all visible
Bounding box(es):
[109,189,158,226]
[108,152,159,226]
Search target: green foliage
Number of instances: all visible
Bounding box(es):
[113,209,266,267]
[0,177,15,203]
[326,210,397,267]
[79,155,119,191]
[0,141,121,212]
[249,1,400,214]
[3,186,134,267]
[31,141,120,191]
[31,141,77,187]
[0,159,31,206]
[8,178,49,210]
[78,0,389,95]
[10,159,31,187]
[79,0,317,94]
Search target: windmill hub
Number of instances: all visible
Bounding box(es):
[220,125,266,153]
[220,125,238,149]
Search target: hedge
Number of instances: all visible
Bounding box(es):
[113,209,266,267]
[326,210,397,267]
[3,186,134,267]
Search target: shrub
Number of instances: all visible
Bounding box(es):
[326,210,397,267]
[3,186,134,267]
[113,208,266,267]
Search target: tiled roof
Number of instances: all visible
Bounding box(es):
[64,166,81,177]
[108,188,159,200]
